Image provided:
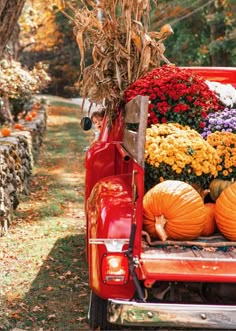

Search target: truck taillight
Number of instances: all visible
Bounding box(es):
[102,253,129,285]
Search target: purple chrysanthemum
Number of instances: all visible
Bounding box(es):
[202,108,236,138]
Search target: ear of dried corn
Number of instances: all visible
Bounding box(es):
[59,0,173,117]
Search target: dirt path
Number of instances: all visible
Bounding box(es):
[0,99,93,330]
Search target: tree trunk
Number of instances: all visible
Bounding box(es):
[0,0,26,57]
[8,23,21,60]
[1,95,13,124]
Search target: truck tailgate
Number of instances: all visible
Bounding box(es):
[140,234,236,282]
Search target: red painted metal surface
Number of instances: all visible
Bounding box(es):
[99,106,124,143]
[86,174,135,298]
[84,108,124,201]
[181,66,236,87]
[85,142,116,200]
[139,258,236,283]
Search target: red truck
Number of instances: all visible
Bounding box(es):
[82,67,236,330]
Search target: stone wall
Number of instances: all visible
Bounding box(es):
[0,106,47,235]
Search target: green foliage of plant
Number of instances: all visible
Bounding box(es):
[151,0,236,67]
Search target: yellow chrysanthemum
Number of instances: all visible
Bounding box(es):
[145,123,220,189]
[207,131,236,180]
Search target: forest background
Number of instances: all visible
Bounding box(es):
[0,0,235,99]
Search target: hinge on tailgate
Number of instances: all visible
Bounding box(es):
[128,248,145,302]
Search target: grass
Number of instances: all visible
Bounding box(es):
[0,98,94,331]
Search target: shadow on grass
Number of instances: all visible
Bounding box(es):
[3,234,90,331]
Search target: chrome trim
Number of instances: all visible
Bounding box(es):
[107,300,236,329]
[89,238,129,252]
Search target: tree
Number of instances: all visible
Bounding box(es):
[0,0,26,56]
[19,0,81,97]
[151,0,236,66]
[207,0,235,66]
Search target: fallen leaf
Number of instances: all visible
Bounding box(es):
[46,286,54,292]
[10,313,22,320]
[64,270,72,277]
[58,275,65,280]
[32,305,43,312]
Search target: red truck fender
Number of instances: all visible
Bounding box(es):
[86,174,136,299]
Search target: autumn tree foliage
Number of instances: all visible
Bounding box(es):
[19,1,62,53]
[19,0,81,97]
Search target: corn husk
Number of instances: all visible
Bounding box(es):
[59,0,173,116]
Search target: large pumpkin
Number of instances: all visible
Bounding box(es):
[201,203,216,236]
[215,182,236,240]
[143,180,205,241]
[209,178,234,201]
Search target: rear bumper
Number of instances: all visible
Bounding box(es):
[107,299,236,329]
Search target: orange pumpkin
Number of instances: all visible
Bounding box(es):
[14,123,24,130]
[25,114,33,121]
[143,180,205,241]
[1,127,11,137]
[215,182,236,240]
[31,111,37,117]
[201,203,216,236]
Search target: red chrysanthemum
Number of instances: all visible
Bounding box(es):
[124,65,223,132]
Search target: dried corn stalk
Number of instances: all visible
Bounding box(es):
[59,0,173,116]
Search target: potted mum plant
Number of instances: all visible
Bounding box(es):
[124,65,223,132]
[201,108,236,138]
[144,123,219,192]
[206,81,236,109]
[207,131,236,181]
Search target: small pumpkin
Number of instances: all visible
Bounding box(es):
[32,103,39,110]
[215,182,236,240]
[1,127,11,137]
[201,203,216,236]
[14,123,24,130]
[25,114,33,121]
[143,180,205,241]
[209,178,234,201]
[31,111,37,117]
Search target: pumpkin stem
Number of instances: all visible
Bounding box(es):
[202,189,210,199]
[154,215,167,241]
[191,183,209,200]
